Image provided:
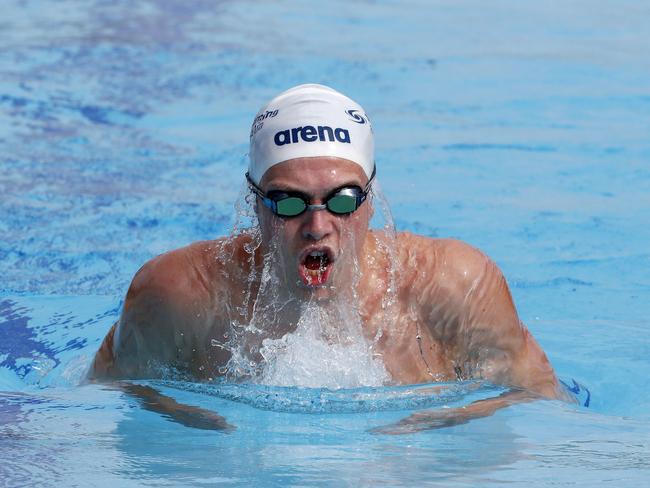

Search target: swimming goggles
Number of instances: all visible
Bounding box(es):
[245,167,375,218]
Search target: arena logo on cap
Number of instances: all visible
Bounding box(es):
[345,109,367,124]
[274,125,351,146]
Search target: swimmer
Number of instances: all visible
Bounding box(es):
[90,84,571,430]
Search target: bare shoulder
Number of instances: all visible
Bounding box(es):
[394,232,518,351]
[395,232,504,298]
[128,234,253,304]
[118,235,259,339]
[91,235,252,379]
[128,239,221,303]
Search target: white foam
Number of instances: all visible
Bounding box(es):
[257,302,389,389]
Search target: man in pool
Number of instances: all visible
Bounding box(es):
[91,84,572,430]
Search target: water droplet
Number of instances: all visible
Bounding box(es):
[211,339,226,349]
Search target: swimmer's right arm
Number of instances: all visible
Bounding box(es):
[89,246,215,380]
[91,319,235,431]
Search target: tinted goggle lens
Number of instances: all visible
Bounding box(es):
[276,196,308,216]
[268,189,362,217]
[326,193,359,214]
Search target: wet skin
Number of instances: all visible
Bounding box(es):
[90,157,570,429]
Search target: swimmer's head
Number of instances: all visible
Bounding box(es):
[254,156,373,300]
[248,84,374,185]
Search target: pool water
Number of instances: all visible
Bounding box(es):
[2,0,649,486]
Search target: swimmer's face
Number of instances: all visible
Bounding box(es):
[257,157,372,300]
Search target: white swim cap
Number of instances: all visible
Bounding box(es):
[248,84,375,184]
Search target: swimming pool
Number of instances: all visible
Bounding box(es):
[1,0,649,486]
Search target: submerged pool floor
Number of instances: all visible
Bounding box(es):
[1,1,649,486]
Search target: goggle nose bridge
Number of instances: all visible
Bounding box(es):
[305,203,328,212]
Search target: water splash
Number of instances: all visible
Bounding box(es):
[213,174,401,389]
[258,301,389,388]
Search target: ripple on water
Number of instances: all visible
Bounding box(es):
[155,380,505,414]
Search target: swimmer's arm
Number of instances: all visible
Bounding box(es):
[380,239,568,433]
[89,248,213,379]
[458,253,561,398]
[418,238,563,398]
[113,382,234,431]
[373,389,538,434]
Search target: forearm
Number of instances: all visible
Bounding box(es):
[374,388,539,434]
[116,382,234,431]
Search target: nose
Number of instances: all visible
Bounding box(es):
[301,206,333,241]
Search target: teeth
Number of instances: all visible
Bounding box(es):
[309,251,325,257]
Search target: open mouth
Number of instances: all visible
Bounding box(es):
[299,249,333,287]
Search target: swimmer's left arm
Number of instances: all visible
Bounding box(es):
[417,238,563,399]
[382,238,568,433]
[373,389,539,434]
[457,251,561,398]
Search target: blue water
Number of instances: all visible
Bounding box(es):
[2,0,650,486]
